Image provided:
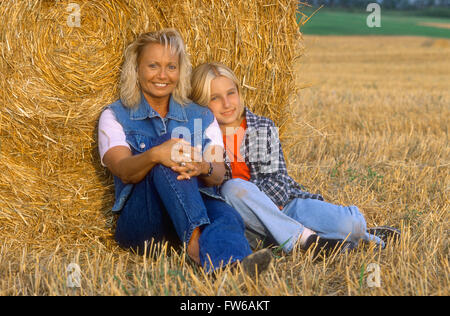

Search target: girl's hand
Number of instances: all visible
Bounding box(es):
[171,161,209,180]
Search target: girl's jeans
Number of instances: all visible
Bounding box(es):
[115,165,252,272]
[220,178,384,252]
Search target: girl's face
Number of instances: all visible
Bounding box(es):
[137,43,180,105]
[208,76,243,127]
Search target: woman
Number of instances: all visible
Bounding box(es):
[190,62,400,256]
[98,30,272,274]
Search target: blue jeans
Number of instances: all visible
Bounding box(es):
[220,179,384,252]
[115,165,252,271]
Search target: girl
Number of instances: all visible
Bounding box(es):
[190,62,400,256]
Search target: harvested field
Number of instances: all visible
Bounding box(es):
[0,0,448,296]
[0,0,301,295]
[419,22,450,29]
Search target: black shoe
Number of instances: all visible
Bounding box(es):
[240,249,273,277]
[367,226,401,245]
[301,234,354,259]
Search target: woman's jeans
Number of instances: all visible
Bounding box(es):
[115,165,252,272]
[220,178,384,252]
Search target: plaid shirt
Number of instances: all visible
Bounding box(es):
[223,108,324,208]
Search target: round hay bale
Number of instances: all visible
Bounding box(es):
[0,0,302,256]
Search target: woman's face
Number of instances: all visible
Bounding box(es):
[137,43,180,105]
[208,76,243,127]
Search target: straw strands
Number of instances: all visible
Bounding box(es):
[0,0,302,288]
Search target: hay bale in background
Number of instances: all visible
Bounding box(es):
[0,0,302,254]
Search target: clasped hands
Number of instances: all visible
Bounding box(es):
[154,138,209,181]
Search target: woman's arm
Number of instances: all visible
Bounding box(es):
[103,146,158,184]
[103,138,192,184]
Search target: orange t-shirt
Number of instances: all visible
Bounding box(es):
[223,118,251,181]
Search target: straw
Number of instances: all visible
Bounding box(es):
[0,0,302,260]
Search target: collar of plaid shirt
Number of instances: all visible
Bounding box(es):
[221,108,324,208]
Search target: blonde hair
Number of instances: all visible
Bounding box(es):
[120,28,191,108]
[190,62,243,107]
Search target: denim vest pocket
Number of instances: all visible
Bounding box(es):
[111,132,153,213]
[125,132,153,154]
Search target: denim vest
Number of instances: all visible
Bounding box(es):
[106,94,224,213]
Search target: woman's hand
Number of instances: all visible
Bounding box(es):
[152,138,202,169]
[153,140,225,185]
[171,144,226,186]
[103,138,209,184]
[171,161,209,180]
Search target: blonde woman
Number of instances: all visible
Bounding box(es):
[191,62,400,256]
[98,30,272,273]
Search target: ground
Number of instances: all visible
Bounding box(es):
[1,35,448,296]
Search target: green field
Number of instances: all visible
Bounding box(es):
[299,8,450,38]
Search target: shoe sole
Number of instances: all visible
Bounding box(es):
[301,235,355,261]
[312,239,355,261]
[367,226,401,243]
[241,249,273,277]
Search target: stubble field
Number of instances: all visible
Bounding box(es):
[1,35,448,296]
[286,35,449,295]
